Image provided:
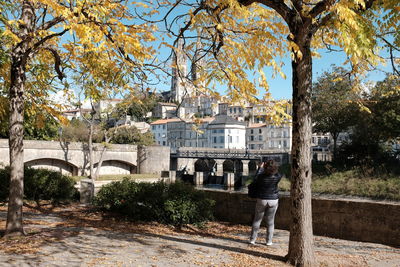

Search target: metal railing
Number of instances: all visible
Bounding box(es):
[172,147,290,163]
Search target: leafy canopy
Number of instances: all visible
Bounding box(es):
[0,0,157,122]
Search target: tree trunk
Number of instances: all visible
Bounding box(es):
[5,0,34,236]
[6,58,26,236]
[332,133,338,162]
[88,122,95,180]
[94,132,111,179]
[287,35,315,266]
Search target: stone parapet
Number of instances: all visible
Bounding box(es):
[204,190,400,247]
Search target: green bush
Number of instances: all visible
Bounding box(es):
[0,167,10,201]
[0,167,78,203]
[93,178,215,226]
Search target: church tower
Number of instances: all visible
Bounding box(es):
[171,38,189,103]
[191,32,206,93]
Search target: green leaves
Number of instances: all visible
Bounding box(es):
[94,179,215,226]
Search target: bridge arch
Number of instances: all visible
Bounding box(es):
[25,158,79,176]
[223,160,234,173]
[194,158,215,172]
[248,160,259,176]
[93,160,137,175]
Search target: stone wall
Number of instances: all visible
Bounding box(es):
[137,145,170,175]
[0,139,171,176]
[205,190,400,247]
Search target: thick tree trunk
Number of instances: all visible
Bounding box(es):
[287,37,315,266]
[5,0,34,236]
[6,60,26,236]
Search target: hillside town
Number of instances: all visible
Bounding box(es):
[61,41,335,162]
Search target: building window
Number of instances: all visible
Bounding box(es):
[163,141,166,146]
[271,131,274,138]
[323,137,329,144]
[259,129,262,134]
[251,129,254,134]
[258,135,262,141]
[250,144,255,149]
[250,136,254,141]
[218,136,224,143]
[283,140,287,147]
[213,137,217,143]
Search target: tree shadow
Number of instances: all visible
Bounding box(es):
[0,206,287,265]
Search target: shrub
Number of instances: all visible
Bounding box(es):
[0,167,10,201]
[0,167,78,203]
[93,179,215,226]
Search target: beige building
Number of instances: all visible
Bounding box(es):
[153,102,178,119]
[247,123,292,151]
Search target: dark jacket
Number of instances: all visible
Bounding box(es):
[254,173,282,200]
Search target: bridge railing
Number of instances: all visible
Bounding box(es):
[172,147,290,163]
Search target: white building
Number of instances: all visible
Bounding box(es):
[94,99,123,116]
[207,115,246,149]
[153,102,178,119]
[247,123,292,151]
[62,108,92,121]
[184,118,213,148]
[150,118,180,146]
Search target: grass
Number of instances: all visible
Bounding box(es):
[278,169,400,201]
[71,173,161,182]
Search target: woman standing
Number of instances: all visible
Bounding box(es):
[249,159,282,246]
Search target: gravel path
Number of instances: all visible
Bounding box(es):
[0,206,399,267]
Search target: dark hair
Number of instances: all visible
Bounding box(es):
[263,160,278,175]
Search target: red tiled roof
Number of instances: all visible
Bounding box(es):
[248,123,266,128]
[150,118,181,125]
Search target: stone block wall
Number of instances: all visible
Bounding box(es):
[137,145,170,175]
[205,190,400,247]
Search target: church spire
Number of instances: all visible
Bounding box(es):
[171,38,188,103]
[191,31,205,92]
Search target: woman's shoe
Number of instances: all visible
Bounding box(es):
[266,241,273,246]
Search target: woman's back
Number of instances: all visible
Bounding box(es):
[255,173,282,200]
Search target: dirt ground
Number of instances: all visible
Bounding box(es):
[0,203,399,267]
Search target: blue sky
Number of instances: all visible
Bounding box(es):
[56,2,393,103]
[266,50,391,100]
[153,44,391,100]
[146,5,393,101]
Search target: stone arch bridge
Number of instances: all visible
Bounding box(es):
[171,147,290,185]
[0,139,170,176]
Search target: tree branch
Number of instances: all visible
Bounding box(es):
[42,46,65,80]
[309,0,335,19]
[21,28,68,70]
[39,16,64,31]
[239,0,292,25]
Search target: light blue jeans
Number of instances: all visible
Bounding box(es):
[250,199,279,244]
